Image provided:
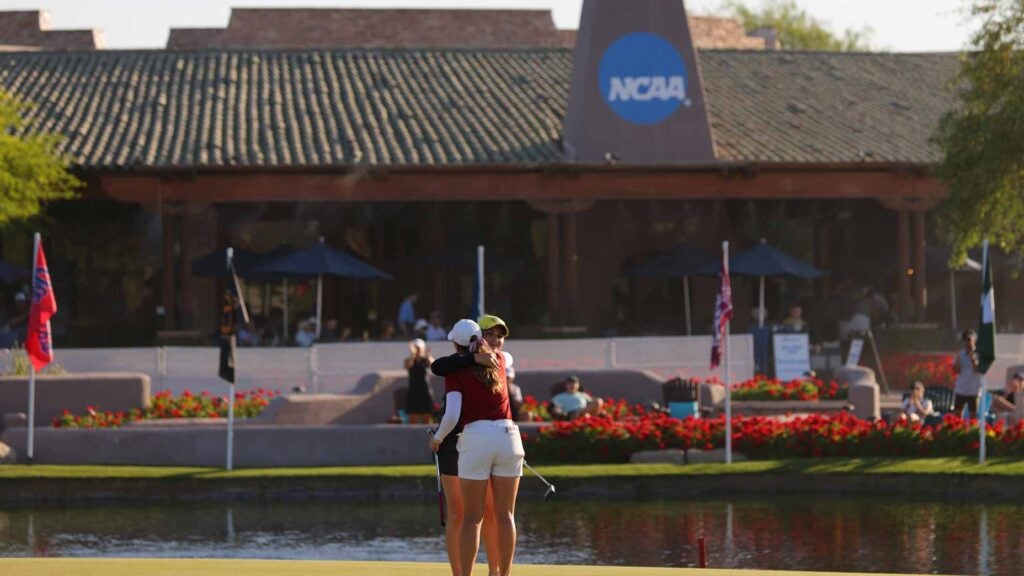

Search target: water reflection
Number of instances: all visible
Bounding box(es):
[1,496,1023,574]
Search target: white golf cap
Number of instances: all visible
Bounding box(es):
[414,318,429,331]
[411,338,426,349]
[447,319,482,347]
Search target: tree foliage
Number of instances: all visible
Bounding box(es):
[936,0,1024,262]
[724,0,873,51]
[0,89,80,228]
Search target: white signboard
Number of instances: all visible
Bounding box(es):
[846,338,864,367]
[773,333,811,382]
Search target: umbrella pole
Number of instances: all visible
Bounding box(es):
[282,279,289,341]
[316,274,323,339]
[684,276,692,336]
[759,275,765,328]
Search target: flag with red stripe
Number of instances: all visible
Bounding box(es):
[710,257,733,370]
[26,241,57,370]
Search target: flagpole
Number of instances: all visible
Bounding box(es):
[227,333,236,472]
[723,241,732,465]
[26,233,40,464]
[226,248,236,472]
[980,240,989,464]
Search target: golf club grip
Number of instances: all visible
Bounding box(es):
[438,491,446,527]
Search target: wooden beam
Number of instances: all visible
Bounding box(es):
[99,168,948,204]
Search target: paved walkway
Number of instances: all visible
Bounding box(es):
[0,558,933,576]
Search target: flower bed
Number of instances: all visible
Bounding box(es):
[52,388,279,429]
[883,353,955,389]
[525,407,1024,463]
[730,376,847,401]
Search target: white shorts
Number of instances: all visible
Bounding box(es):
[457,419,525,481]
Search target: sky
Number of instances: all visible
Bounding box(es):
[0,0,977,52]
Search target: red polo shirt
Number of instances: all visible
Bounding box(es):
[445,354,511,426]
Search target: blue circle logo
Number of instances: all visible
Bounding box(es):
[598,32,691,125]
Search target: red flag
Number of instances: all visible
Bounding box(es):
[26,241,57,370]
[710,257,733,370]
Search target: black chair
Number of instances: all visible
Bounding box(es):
[924,386,955,414]
[662,377,699,405]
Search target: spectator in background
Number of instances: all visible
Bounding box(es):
[378,319,397,341]
[397,293,418,337]
[295,317,317,347]
[953,329,984,419]
[900,381,934,423]
[992,372,1024,427]
[403,338,435,424]
[551,375,603,419]
[426,310,447,341]
[780,303,808,333]
[237,321,260,347]
[320,318,341,343]
[414,318,430,340]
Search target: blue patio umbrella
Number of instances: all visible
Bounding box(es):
[628,242,716,335]
[192,245,301,338]
[0,260,29,283]
[248,238,392,337]
[700,240,825,327]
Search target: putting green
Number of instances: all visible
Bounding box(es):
[0,558,925,576]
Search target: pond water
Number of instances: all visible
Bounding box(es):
[1,495,1022,575]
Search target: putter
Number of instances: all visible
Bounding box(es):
[429,430,446,527]
[523,461,556,501]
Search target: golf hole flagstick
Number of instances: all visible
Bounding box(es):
[523,461,556,501]
[428,429,446,527]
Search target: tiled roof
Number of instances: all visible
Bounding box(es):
[0,48,961,170]
[700,51,962,164]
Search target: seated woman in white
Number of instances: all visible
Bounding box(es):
[900,381,934,423]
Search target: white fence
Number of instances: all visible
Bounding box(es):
[0,335,755,397]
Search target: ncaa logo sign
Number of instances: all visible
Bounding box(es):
[598,32,691,125]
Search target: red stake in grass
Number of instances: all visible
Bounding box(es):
[698,536,707,568]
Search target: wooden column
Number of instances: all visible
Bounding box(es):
[913,209,928,322]
[161,209,179,329]
[563,211,580,324]
[546,212,561,324]
[897,208,912,322]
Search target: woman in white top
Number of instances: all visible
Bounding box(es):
[900,381,934,423]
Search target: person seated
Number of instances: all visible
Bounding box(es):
[295,318,317,347]
[236,321,260,347]
[319,318,341,343]
[991,372,1024,426]
[780,303,808,333]
[551,375,603,419]
[900,381,934,423]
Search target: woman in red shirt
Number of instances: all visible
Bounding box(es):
[430,318,524,576]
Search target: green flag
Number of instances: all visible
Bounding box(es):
[977,241,996,374]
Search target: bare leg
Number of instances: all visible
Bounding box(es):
[441,475,464,576]
[489,475,521,576]
[482,480,500,576]
[459,478,490,576]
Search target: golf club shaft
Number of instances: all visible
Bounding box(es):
[523,461,553,488]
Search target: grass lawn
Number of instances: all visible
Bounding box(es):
[0,457,1022,480]
[0,558,917,576]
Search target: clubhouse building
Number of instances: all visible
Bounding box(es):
[0,3,982,346]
